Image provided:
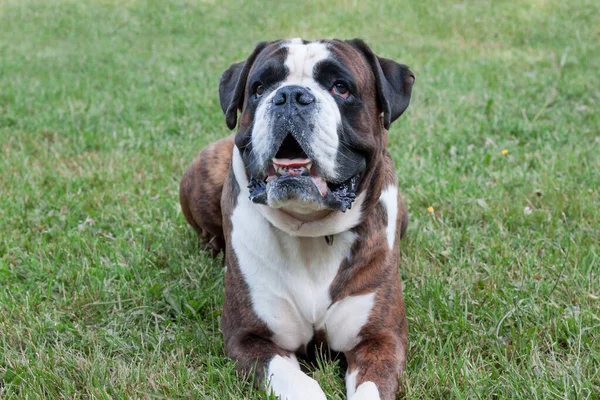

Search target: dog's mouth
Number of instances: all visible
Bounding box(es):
[247,135,360,212]
[266,135,328,197]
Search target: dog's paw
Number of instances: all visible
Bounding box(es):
[269,375,326,400]
[267,355,326,400]
[348,381,380,400]
[268,372,326,400]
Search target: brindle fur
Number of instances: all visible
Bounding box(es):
[180,38,413,399]
[180,135,234,256]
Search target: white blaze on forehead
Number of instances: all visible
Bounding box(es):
[284,40,330,84]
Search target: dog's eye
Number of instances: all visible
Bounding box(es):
[255,85,264,97]
[330,82,350,99]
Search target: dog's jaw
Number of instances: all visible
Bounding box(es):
[234,146,365,236]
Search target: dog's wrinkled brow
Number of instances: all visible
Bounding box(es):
[248,61,288,89]
[314,59,357,91]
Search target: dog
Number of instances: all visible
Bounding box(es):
[180,38,414,400]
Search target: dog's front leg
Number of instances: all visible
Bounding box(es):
[225,334,326,400]
[344,335,405,400]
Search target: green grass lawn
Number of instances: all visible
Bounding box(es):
[1,0,599,398]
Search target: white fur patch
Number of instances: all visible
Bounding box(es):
[250,93,274,170]
[267,355,326,400]
[350,381,380,400]
[316,292,375,352]
[284,40,329,85]
[379,186,398,249]
[346,369,359,398]
[250,40,342,181]
[231,148,374,353]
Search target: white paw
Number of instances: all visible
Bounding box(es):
[348,381,380,400]
[267,355,327,400]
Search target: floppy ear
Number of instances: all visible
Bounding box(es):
[219,42,269,130]
[347,39,415,130]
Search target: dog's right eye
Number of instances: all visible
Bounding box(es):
[331,82,350,99]
[255,85,264,97]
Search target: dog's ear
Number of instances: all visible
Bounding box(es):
[219,42,270,130]
[347,39,415,130]
[219,60,244,129]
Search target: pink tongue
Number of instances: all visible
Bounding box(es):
[272,158,311,167]
[311,176,328,197]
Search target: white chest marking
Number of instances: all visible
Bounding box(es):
[379,186,398,249]
[231,148,375,352]
[316,292,374,352]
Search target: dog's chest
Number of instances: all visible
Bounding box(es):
[230,196,374,352]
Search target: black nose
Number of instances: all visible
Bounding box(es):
[272,85,315,107]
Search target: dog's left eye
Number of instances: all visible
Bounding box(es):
[255,85,264,97]
[330,82,350,99]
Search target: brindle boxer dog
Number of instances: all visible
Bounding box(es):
[180,38,414,400]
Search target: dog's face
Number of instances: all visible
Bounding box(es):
[219,39,414,214]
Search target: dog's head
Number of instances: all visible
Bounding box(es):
[220,38,414,215]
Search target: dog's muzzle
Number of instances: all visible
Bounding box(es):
[247,134,360,212]
[244,85,362,213]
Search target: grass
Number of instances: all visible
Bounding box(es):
[1,0,599,398]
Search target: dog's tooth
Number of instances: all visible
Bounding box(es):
[272,163,316,177]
